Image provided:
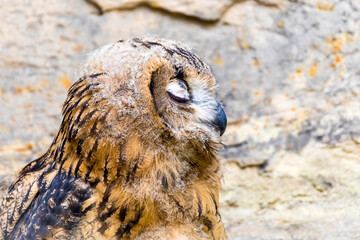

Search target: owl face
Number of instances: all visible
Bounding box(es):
[150,61,226,141]
[79,37,226,149]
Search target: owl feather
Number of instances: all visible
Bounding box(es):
[0,37,227,240]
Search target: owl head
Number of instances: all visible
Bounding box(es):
[66,37,226,164]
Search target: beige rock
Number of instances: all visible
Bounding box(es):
[221,140,360,239]
[89,0,234,20]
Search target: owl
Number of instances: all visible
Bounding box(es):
[0,37,227,240]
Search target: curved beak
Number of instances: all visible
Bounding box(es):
[213,102,227,136]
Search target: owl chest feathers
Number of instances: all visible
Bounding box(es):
[15,131,223,239]
[69,133,222,236]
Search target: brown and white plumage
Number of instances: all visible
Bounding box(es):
[0,37,228,240]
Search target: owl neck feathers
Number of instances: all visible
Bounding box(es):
[48,119,221,193]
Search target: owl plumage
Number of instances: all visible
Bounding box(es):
[0,37,227,240]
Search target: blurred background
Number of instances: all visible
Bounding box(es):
[1,0,360,239]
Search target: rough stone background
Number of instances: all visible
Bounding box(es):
[1,0,360,239]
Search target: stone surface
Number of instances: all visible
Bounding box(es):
[221,140,360,239]
[89,0,235,21]
[1,0,360,239]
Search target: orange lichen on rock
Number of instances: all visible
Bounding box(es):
[59,75,72,90]
[25,86,39,93]
[333,40,342,52]
[253,59,260,67]
[14,86,39,94]
[326,38,342,52]
[331,56,343,68]
[0,141,34,153]
[14,143,34,152]
[237,38,251,50]
[73,45,83,51]
[240,42,250,50]
[309,62,318,77]
[276,20,285,28]
[211,54,225,67]
[317,3,335,11]
[333,57,341,67]
[13,80,50,94]
[14,87,23,94]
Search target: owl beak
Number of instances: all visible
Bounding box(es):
[213,102,227,136]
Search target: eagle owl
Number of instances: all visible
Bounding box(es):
[0,37,228,240]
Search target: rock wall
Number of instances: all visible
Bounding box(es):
[1,0,360,239]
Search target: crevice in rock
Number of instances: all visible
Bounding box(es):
[85,1,220,25]
[82,0,284,27]
[84,0,104,15]
[83,0,257,26]
[254,0,283,8]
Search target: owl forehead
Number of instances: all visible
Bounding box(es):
[79,38,215,89]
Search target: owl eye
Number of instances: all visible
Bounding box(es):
[166,79,190,103]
